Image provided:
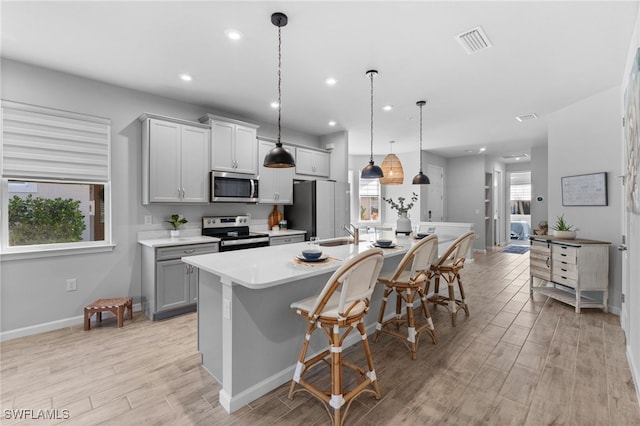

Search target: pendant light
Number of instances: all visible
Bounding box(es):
[412,100,430,185]
[380,140,404,185]
[263,12,296,168]
[361,70,384,179]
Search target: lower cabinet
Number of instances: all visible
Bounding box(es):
[270,233,305,246]
[142,242,219,320]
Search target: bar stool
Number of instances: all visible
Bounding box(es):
[374,234,438,360]
[426,231,475,326]
[288,249,384,426]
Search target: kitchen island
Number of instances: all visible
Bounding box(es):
[183,235,415,413]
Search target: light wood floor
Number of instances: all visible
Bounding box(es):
[2,250,639,425]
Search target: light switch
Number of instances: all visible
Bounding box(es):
[144,215,153,225]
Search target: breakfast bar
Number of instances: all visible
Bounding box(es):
[183,236,412,413]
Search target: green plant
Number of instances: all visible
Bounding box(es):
[8,194,86,245]
[165,214,188,230]
[551,214,577,231]
[382,192,418,216]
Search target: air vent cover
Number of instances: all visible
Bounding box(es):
[455,26,492,54]
[515,113,538,122]
[502,153,529,160]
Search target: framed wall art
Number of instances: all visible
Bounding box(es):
[561,172,608,206]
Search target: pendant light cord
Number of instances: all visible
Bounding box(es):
[369,72,374,162]
[419,103,423,173]
[277,25,282,147]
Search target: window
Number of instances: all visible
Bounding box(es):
[359,177,380,222]
[1,101,112,257]
[510,183,531,215]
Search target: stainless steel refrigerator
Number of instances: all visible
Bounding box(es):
[284,180,350,241]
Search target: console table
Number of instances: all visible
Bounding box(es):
[529,236,610,313]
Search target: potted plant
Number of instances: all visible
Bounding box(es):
[382,192,418,233]
[551,214,577,239]
[165,214,188,238]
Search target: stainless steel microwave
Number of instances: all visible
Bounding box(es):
[210,171,259,203]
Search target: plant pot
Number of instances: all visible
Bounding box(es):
[170,230,180,238]
[553,230,576,239]
[396,212,412,233]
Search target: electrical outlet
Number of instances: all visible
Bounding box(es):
[144,215,153,225]
[66,278,77,291]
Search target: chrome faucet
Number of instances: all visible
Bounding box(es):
[344,224,359,245]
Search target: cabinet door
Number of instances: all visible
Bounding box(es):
[295,148,315,175]
[181,126,210,203]
[313,151,330,177]
[234,125,257,174]
[156,260,190,312]
[189,265,198,304]
[258,140,293,204]
[149,119,182,202]
[274,166,294,204]
[211,120,236,172]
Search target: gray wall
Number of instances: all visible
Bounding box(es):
[0,59,323,335]
[320,131,349,183]
[530,144,549,230]
[547,85,623,312]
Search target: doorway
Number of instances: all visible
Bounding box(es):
[509,171,532,246]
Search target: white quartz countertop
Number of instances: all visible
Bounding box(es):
[138,235,220,248]
[183,235,416,290]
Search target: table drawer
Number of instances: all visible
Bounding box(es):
[552,273,577,289]
[552,261,578,279]
[551,245,577,264]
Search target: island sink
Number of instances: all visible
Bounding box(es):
[318,238,367,246]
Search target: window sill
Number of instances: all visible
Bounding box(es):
[1,243,116,261]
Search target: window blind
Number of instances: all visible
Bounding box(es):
[1,100,111,182]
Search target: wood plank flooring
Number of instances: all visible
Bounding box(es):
[2,249,639,425]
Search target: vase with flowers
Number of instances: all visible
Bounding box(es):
[383,192,418,233]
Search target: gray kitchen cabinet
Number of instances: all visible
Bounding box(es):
[258,139,294,204]
[140,114,210,205]
[141,242,219,320]
[295,147,330,178]
[199,114,259,175]
[269,233,305,246]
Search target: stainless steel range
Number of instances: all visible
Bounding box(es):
[202,215,270,252]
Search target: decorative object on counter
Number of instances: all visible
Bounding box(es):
[551,214,577,239]
[263,12,295,168]
[383,192,418,233]
[279,220,287,230]
[375,239,393,247]
[412,100,431,185]
[165,214,187,238]
[380,140,404,185]
[268,205,283,229]
[537,220,548,235]
[300,249,323,260]
[361,70,384,179]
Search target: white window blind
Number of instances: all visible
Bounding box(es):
[359,178,380,196]
[1,100,111,182]
[510,184,531,201]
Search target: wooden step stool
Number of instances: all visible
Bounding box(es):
[84,297,133,330]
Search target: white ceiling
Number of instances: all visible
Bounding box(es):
[2,1,638,162]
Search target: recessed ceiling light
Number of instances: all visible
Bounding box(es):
[328,121,336,126]
[479,147,486,152]
[515,113,538,122]
[270,102,279,109]
[325,78,337,86]
[179,74,192,82]
[225,29,243,40]
[382,105,393,111]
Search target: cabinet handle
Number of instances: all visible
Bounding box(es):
[561,268,567,272]
[184,249,195,254]
[546,257,550,267]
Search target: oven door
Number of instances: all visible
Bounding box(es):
[211,171,259,203]
[220,237,270,252]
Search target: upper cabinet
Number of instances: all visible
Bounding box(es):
[295,147,330,178]
[258,139,294,204]
[140,114,210,205]
[199,114,259,175]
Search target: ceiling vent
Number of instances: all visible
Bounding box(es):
[455,26,492,54]
[515,113,538,122]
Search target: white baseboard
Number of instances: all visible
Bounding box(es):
[627,344,640,406]
[0,303,142,342]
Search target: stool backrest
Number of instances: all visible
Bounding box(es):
[310,248,384,318]
[388,234,438,283]
[435,231,475,268]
